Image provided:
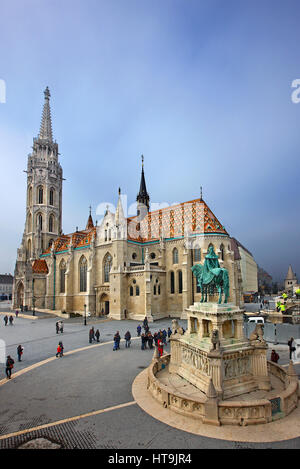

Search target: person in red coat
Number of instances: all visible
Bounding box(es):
[157,338,164,357]
[56,344,62,358]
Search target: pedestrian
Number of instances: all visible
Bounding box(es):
[288,337,296,360]
[137,325,142,337]
[89,328,94,344]
[113,331,120,351]
[17,345,24,362]
[167,327,172,341]
[56,343,62,358]
[162,329,167,345]
[157,338,164,357]
[143,317,148,331]
[95,329,100,342]
[56,322,59,334]
[5,355,14,379]
[153,332,158,347]
[60,321,64,333]
[4,315,8,326]
[148,332,153,349]
[9,315,14,326]
[125,330,131,348]
[58,341,64,356]
[141,333,146,350]
[15,310,19,318]
[271,350,280,363]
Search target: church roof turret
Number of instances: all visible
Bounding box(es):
[286,265,297,280]
[86,206,94,230]
[115,188,125,226]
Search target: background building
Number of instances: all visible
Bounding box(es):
[257,266,273,295]
[0,274,13,299]
[284,265,299,295]
[230,238,258,300]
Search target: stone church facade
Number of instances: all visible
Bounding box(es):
[13,88,250,321]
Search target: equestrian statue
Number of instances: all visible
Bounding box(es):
[191,245,229,304]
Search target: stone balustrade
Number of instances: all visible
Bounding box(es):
[147,353,299,426]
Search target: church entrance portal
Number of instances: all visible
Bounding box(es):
[17,282,24,308]
[99,293,109,316]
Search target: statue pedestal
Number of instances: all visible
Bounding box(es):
[170,302,270,399]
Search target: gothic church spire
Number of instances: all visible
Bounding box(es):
[38,86,53,142]
[136,155,150,216]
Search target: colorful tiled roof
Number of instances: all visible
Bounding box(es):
[32,259,49,274]
[41,227,97,255]
[127,198,228,242]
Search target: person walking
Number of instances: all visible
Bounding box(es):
[137,325,142,337]
[143,317,148,332]
[141,333,146,350]
[162,329,167,346]
[5,356,14,379]
[60,321,64,333]
[56,343,62,358]
[167,327,172,342]
[4,315,8,326]
[125,330,131,348]
[113,331,121,351]
[95,329,100,342]
[58,341,64,356]
[147,332,153,349]
[56,322,60,334]
[15,310,19,318]
[89,328,94,344]
[271,350,280,363]
[9,315,14,326]
[153,332,158,347]
[288,337,296,360]
[17,345,24,362]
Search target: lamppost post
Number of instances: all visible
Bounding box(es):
[32,278,35,316]
[84,304,87,326]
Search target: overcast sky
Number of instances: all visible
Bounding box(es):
[0,0,299,282]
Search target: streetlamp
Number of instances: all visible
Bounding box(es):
[84,304,87,326]
[32,278,35,316]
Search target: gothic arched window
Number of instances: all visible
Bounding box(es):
[49,215,54,233]
[170,271,175,294]
[26,239,31,260]
[178,270,183,294]
[27,212,32,232]
[173,247,178,264]
[130,286,133,296]
[104,254,112,283]
[60,260,66,293]
[194,246,201,262]
[49,188,54,206]
[28,186,32,205]
[158,285,161,295]
[136,285,140,296]
[220,244,224,261]
[37,213,43,231]
[38,186,43,204]
[153,285,156,295]
[79,256,87,292]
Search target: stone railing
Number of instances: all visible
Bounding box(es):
[126,265,145,272]
[147,355,299,426]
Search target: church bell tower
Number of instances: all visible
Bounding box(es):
[22,86,63,260]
